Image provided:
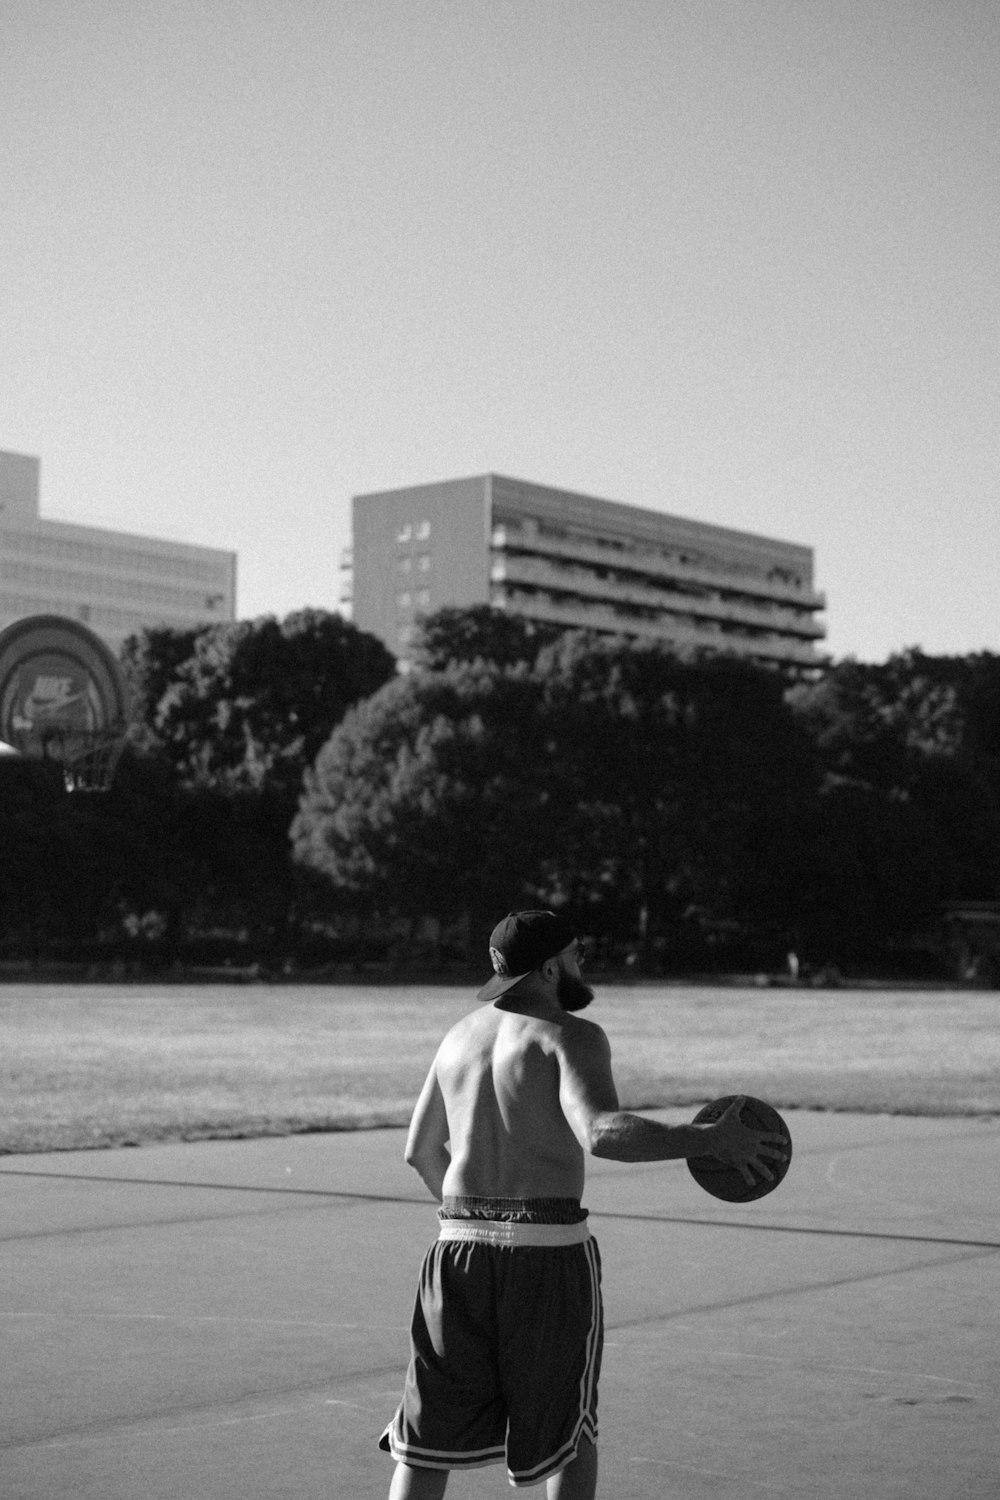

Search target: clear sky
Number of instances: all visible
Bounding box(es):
[2,0,997,664]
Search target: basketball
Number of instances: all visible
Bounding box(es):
[686,1095,792,1203]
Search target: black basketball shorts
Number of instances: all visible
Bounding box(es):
[379,1198,603,1488]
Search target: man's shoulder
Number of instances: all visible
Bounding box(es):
[519,1010,609,1063]
[438,1005,503,1049]
[557,1012,610,1053]
[439,1002,609,1060]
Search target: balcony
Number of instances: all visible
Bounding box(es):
[490,554,826,641]
[490,589,826,669]
[491,525,826,612]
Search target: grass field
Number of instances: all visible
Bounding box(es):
[1,980,998,1154]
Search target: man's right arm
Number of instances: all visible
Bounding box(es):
[558,1022,785,1186]
[404,1057,451,1201]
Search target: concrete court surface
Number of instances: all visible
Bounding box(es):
[1,1108,999,1500]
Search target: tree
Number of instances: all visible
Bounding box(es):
[532,636,818,964]
[791,779,949,969]
[0,749,197,967]
[124,609,397,795]
[242,629,1000,974]
[786,650,966,792]
[0,757,72,962]
[294,635,818,970]
[292,661,553,939]
[120,625,205,756]
[412,604,566,672]
[787,650,1000,968]
[114,611,397,963]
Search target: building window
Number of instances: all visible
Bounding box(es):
[397,523,413,543]
[416,589,431,607]
[397,592,412,609]
[417,554,431,572]
[399,557,412,574]
[416,520,431,540]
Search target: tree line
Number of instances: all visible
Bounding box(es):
[1,604,997,980]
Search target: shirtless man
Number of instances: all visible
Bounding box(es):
[380,910,788,1499]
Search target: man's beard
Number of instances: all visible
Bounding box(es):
[557,971,595,1012]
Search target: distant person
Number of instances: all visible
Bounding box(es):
[380,910,787,1498]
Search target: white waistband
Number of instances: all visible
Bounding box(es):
[437,1219,590,1247]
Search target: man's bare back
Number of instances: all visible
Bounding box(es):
[434,1003,592,1200]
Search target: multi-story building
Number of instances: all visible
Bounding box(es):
[0,450,237,650]
[348,473,826,672]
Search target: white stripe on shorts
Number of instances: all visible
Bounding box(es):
[437,1219,590,1248]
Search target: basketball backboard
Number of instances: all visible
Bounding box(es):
[0,615,131,792]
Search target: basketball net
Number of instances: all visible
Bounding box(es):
[36,727,127,794]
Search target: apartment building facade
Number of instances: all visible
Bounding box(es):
[348,473,826,671]
[0,451,237,651]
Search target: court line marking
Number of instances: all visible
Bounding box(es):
[0,1166,419,1201]
[608,1243,1000,1332]
[40,1406,307,1447]
[38,1394,382,1448]
[0,1179,412,1246]
[629,1455,798,1493]
[1,1312,408,1331]
[588,1208,1000,1252]
[709,1351,993,1395]
[823,1152,938,1214]
[1,1361,408,1453]
[2,1169,998,1252]
[606,1342,995,1396]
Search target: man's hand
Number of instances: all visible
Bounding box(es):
[703,1095,789,1187]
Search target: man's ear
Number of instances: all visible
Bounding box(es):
[539,956,560,984]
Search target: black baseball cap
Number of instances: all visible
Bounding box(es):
[477,909,577,1002]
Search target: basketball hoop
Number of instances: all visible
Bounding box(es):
[0,615,131,795]
[34,725,128,794]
